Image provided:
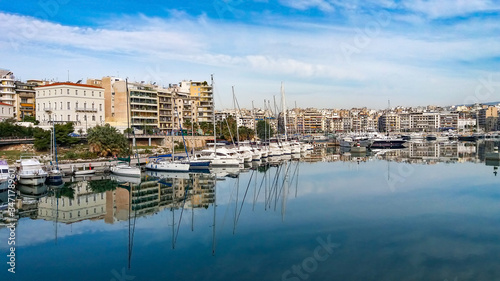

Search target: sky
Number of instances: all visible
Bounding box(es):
[1,0,500,110]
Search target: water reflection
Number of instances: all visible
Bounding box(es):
[2,140,499,280]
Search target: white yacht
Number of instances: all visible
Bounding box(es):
[196,147,241,166]
[146,158,190,172]
[18,156,48,185]
[110,161,141,178]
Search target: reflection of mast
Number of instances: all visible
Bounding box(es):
[212,175,217,256]
[127,181,138,269]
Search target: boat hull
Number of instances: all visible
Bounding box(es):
[19,175,47,186]
[370,139,406,149]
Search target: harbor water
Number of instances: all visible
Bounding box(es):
[1,141,499,281]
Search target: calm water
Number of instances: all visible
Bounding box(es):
[1,141,500,281]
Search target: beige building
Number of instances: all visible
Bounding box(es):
[35,82,105,133]
[88,77,158,133]
[14,80,41,121]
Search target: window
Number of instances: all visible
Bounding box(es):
[84,102,86,109]
[67,89,70,95]
[76,114,79,121]
[68,115,70,121]
[84,91,86,96]
[67,102,70,110]
[99,92,102,97]
[76,90,78,95]
[84,115,87,121]
[76,101,78,109]
[37,103,40,111]
[92,102,95,109]
[100,116,103,122]
[60,102,62,110]
[60,114,62,121]
[99,104,102,111]
[92,115,95,121]
[61,89,63,95]
[92,91,94,96]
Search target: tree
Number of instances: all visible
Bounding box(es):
[0,120,35,138]
[87,124,129,157]
[33,128,51,151]
[256,120,274,140]
[54,122,79,147]
[32,122,79,151]
[238,126,255,141]
[199,122,212,136]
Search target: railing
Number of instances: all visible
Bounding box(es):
[75,107,97,112]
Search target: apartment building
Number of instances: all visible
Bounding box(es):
[378,113,400,132]
[14,80,39,121]
[35,82,105,133]
[478,106,498,132]
[0,69,15,107]
[88,77,158,133]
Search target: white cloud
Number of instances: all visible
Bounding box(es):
[403,0,500,19]
[278,0,335,12]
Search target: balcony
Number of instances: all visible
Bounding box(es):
[44,107,54,112]
[75,107,98,113]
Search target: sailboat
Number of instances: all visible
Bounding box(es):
[195,75,240,167]
[46,122,63,185]
[111,78,141,178]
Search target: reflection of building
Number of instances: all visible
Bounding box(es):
[38,181,107,223]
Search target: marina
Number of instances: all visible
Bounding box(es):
[1,140,499,280]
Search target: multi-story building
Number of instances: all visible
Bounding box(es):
[35,82,105,133]
[478,106,498,132]
[14,80,39,121]
[157,87,174,133]
[378,113,400,132]
[0,69,15,107]
[187,80,213,123]
[439,113,459,131]
[303,108,323,133]
[410,112,439,132]
[88,77,158,133]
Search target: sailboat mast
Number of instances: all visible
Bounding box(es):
[281,82,288,141]
[126,79,132,154]
[211,74,216,154]
[233,86,239,147]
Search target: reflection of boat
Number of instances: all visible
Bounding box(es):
[370,138,406,149]
[0,160,10,183]
[110,174,142,184]
[18,156,48,185]
[145,170,190,180]
[210,166,241,179]
[18,184,48,197]
[73,164,96,176]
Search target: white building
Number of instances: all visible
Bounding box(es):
[0,102,14,121]
[35,82,105,133]
[0,69,16,108]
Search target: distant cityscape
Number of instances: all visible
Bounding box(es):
[1,68,499,135]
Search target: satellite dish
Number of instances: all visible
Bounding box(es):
[76,79,82,84]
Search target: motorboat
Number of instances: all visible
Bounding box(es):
[18,156,48,185]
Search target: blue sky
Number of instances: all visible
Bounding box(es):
[1,0,499,109]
